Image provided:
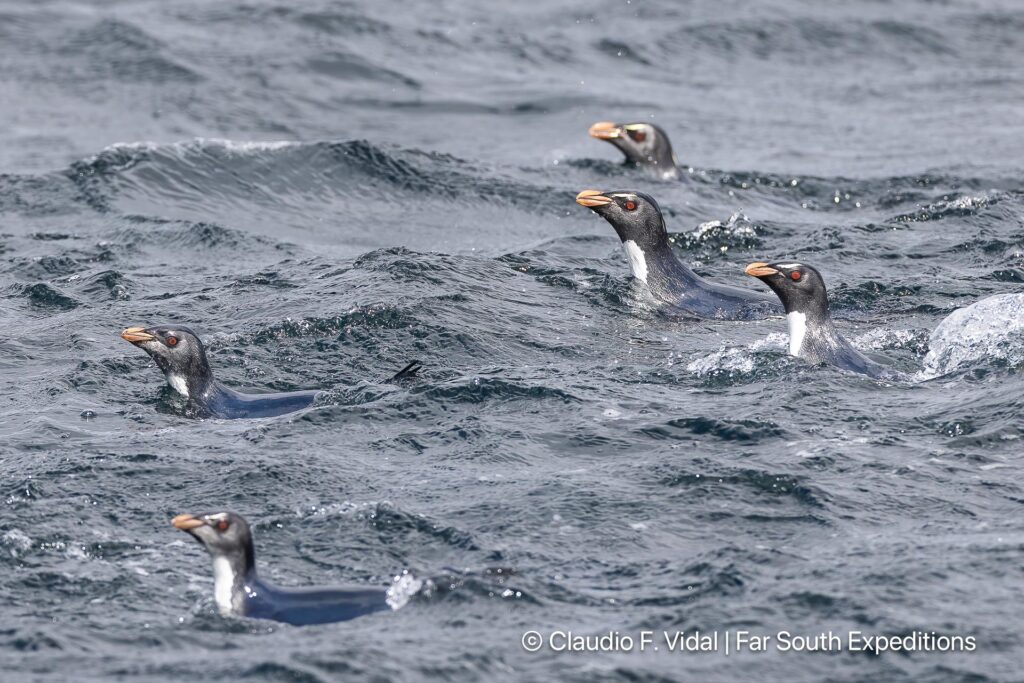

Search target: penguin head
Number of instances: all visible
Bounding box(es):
[588,121,677,172]
[121,325,212,398]
[576,189,669,253]
[172,511,255,575]
[744,261,830,317]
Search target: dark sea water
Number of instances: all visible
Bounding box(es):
[3,1,1024,681]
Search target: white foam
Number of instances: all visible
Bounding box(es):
[852,328,922,351]
[190,138,299,152]
[687,347,755,376]
[686,334,788,377]
[902,191,1004,223]
[2,529,32,558]
[85,138,301,164]
[114,138,297,153]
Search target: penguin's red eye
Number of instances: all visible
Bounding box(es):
[167,336,178,347]
[791,271,802,281]
[624,201,637,211]
[216,520,229,531]
[630,130,647,143]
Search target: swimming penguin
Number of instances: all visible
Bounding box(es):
[122,325,421,419]
[575,190,782,320]
[172,511,402,625]
[744,262,897,379]
[588,121,679,179]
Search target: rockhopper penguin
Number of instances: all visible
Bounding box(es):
[744,261,897,379]
[589,121,680,179]
[576,190,782,320]
[122,325,421,418]
[171,511,411,626]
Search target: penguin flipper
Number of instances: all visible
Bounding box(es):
[390,360,423,382]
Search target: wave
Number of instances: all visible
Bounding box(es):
[642,416,788,443]
[64,138,561,216]
[892,190,1009,224]
[654,17,977,64]
[658,465,829,509]
[58,18,201,85]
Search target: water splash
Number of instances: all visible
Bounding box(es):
[851,327,928,353]
[919,293,1024,379]
[385,569,423,610]
[687,333,787,377]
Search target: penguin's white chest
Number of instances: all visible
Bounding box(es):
[787,312,807,356]
[212,557,236,615]
[167,373,189,398]
[622,240,648,283]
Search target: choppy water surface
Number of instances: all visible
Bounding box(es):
[2,1,1024,681]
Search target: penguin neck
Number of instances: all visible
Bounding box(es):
[622,140,678,179]
[655,139,679,176]
[211,545,257,616]
[627,158,679,180]
[782,302,838,360]
[621,234,701,297]
[163,361,214,402]
[654,146,680,179]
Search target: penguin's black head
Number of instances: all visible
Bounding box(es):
[745,261,829,317]
[172,511,255,573]
[576,189,669,252]
[121,325,212,397]
[588,121,677,174]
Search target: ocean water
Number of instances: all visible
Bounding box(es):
[2,0,1024,681]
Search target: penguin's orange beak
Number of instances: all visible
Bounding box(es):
[121,327,156,343]
[588,121,622,140]
[575,190,613,207]
[172,513,205,531]
[745,262,779,278]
